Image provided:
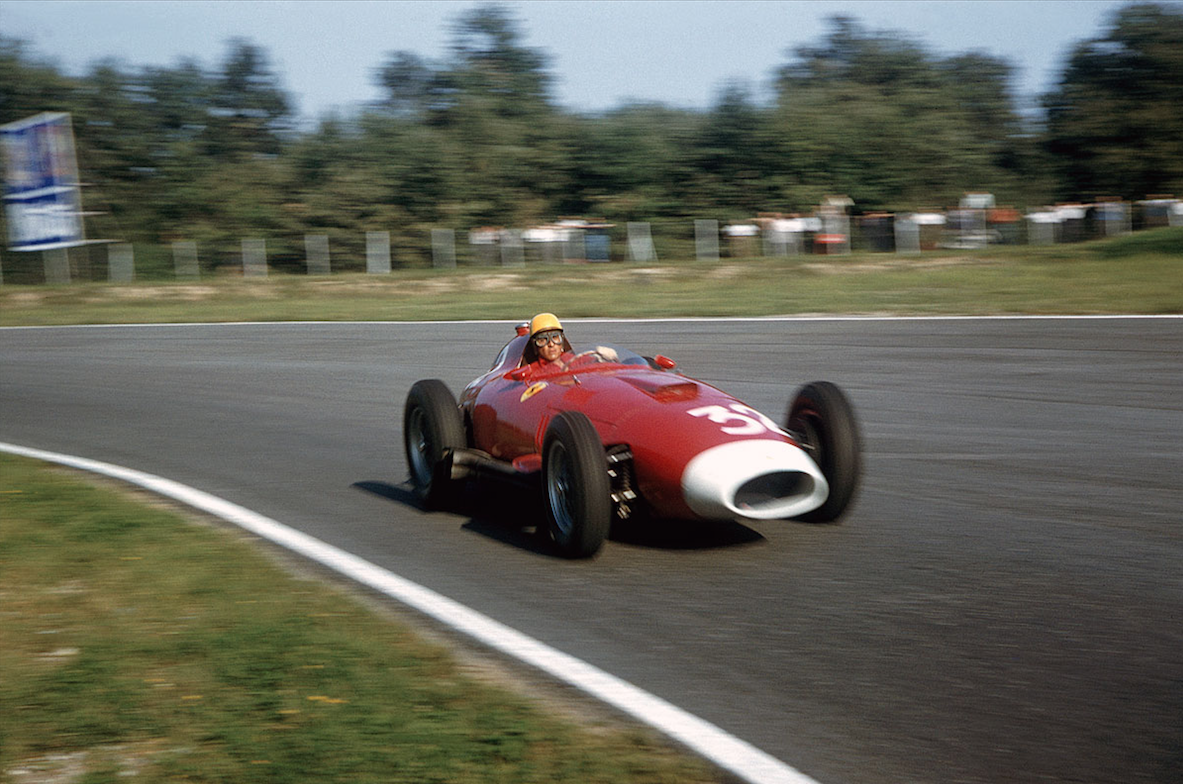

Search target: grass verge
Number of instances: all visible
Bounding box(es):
[0,454,716,783]
[1,228,1180,326]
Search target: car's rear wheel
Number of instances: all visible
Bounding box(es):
[786,381,861,522]
[404,380,465,509]
[542,411,611,558]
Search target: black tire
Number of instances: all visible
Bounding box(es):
[542,411,612,558]
[786,381,861,522]
[404,380,465,509]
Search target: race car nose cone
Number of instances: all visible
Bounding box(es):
[680,439,829,521]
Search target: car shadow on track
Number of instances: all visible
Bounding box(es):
[353,479,766,555]
[353,480,417,504]
[609,517,765,550]
[353,479,556,556]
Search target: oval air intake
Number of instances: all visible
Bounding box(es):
[734,471,814,513]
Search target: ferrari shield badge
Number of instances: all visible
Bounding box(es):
[520,382,548,402]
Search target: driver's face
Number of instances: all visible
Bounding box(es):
[535,330,564,363]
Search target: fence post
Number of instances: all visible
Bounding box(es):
[627,222,656,263]
[1097,202,1131,237]
[695,219,719,262]
[894,216,921,255]
[173,241,199,279]
[1026,217,1055,246]
[762,228,778,257]
[500,229,524,267]
[544,236,562,264]
[431,228,456,269]
[305,234,330,275]
[43,247,70,284]
[243,238,267,277]
[562,228,586,262]
[109,243,135,282]
[366,231,391,274]
[471,230,498,265]
[820,213,851,255]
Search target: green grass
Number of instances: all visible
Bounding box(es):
[2,228,1180,326]
[0,454,717,783]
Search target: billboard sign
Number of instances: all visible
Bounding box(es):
[1,112,85,251]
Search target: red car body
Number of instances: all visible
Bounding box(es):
[456,330,834,524]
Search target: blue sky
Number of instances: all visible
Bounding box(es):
[2,0,1146,121]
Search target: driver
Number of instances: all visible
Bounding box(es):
[522,312,574,371]
[520,313,623,375]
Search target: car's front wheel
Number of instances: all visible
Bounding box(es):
[404,379,465,509]
[786,381,861,522]
[542,412,611,558]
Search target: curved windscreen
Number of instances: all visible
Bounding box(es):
[568,344,651,367]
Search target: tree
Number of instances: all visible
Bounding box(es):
[0,36,76,126]
[374,51,441,118]
[70,60,159,237]
[687,83,779,214]
[371,3,569,226]
[447,4,552,117]
[203,38,292,160]
[143,59,210,144]
[770,15,1033,210]
[564,103,700,218]
[1043,2,1183,201]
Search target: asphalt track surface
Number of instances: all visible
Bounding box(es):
[1,317,1180,784]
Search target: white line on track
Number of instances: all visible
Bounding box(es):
[0,440,820,784]
[1,314,1180,331]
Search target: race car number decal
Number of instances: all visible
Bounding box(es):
[687,404,787,436]
[520,382,548,402]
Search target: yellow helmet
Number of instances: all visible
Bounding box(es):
[529,312,563,338]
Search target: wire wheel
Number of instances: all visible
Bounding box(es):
[542,411,612,558]
[403,380,465,509]
[786,381,862,522]
[546,440,576,539]
[406,406,433,487]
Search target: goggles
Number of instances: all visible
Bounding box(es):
[533,330,564,347]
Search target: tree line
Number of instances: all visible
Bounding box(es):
[1,2,1180,269]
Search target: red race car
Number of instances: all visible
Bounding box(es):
[404,321,861,558]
